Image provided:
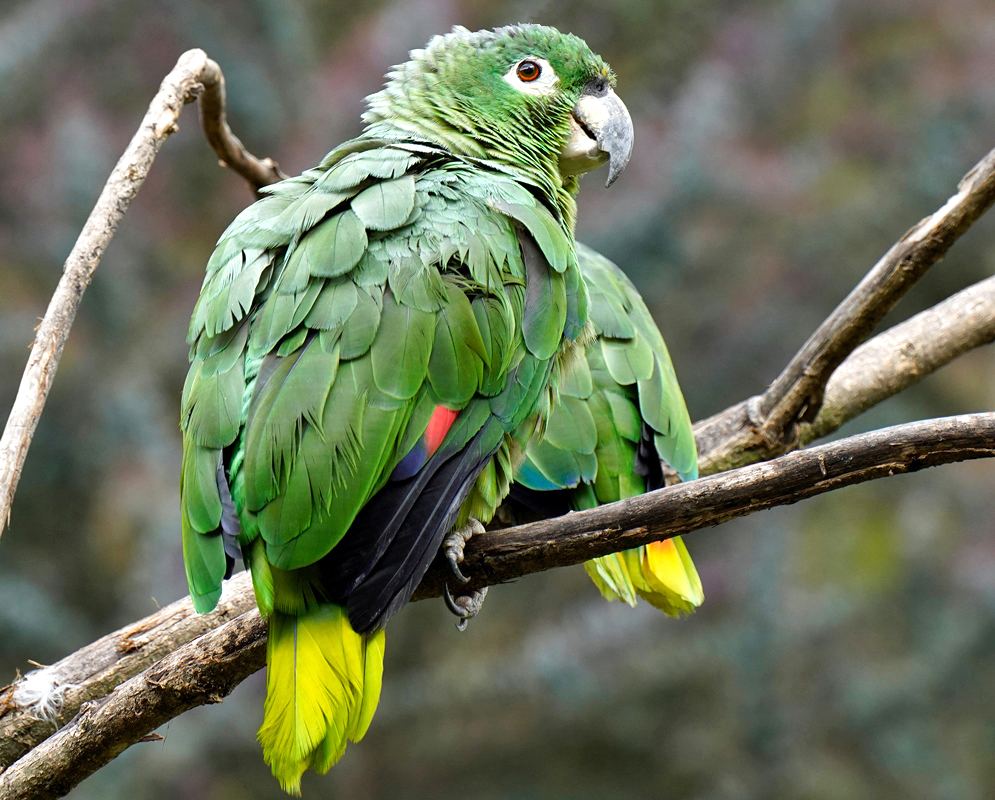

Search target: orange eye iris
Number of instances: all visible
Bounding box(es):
[517,60,541,82]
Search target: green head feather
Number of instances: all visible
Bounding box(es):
[362,25,620,224]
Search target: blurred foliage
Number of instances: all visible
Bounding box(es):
[2,0,995,798]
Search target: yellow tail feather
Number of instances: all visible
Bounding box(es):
[583,553,639,606]
[628,536,704,616]
[258,606,386,795]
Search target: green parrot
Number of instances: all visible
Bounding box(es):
[510,242,703,615]
[179,25,633,794]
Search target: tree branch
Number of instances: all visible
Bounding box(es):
[0,609,265,800]
[4,413,995,797]
[801,274,995,444]
[194,59,288,191]
[415,412,995,597]
[0,48,282,540]
[0,572,254,769]
[694,144,995,474]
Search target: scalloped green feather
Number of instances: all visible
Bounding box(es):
[249,280,323,357]
[194,249,273,339]
[387,257,448,313]
[471,296,517,394]
[543,395,597,454]
[603,390,641,442]
[352,251,389,287]
[263,385,408,569]
[638,358,697,480]
[351,175,416,231]
[300,210,368,279]
[557,351,593,398]
[602,334,654,385]
[277,328,308,358]
[524,439,586,489]
[244,338,340,511]
[182,506,226,613]
[522,249,567,360]
[304,279,359,331]
[369,292,435,400]
[317,147,420,192]
[563,254,589,341]
[490,198,572,273]
[263,190,355,237]
[185,353,245,448]
[427,284,486,405]
[337,287,383,359]
[589,288,636,340]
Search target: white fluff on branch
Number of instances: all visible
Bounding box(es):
[12,669,77,723]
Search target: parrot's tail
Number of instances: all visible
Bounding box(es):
[584,553,639,606]
[628,536,703,616]
[583,537,703,617]
[258,605,386,795]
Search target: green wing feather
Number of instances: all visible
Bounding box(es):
[514,242,703,616]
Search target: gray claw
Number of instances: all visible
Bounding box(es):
[446,553,470,584]
[442,519,486,584]
[443,584,489,631]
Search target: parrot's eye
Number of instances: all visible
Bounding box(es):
[517,60,541,82]
[503,57,558,95]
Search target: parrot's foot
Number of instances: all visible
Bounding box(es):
[444,584,489,631]
[442,519,485,584]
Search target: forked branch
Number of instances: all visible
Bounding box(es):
[0,49,283,541]
[694,145,995,474]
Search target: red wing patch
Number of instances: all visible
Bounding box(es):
[425,406,459,456]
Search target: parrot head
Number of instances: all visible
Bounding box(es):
[363,25,633,190]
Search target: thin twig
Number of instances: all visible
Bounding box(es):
[3,413,995,797]
[0,49,282,540]
[695,144,995,473]
[195,60,288,191]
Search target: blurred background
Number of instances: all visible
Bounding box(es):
[2,0,995,797]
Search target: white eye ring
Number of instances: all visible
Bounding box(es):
[503,57,558,96]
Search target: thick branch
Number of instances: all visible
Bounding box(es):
[0,48,281,540]
[0,572,254,769]
[4,413,995,797]
[415,412,995,597]
[695,145,995,473]
[0,610,265,800]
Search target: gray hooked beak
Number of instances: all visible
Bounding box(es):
[560,85,634,187]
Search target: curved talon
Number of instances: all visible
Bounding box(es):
[446,553,471,584]
[443,584,489,631]
[442,519,485,584]
[444,583,466,618]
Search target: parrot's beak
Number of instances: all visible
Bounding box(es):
[560,85,634,187]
